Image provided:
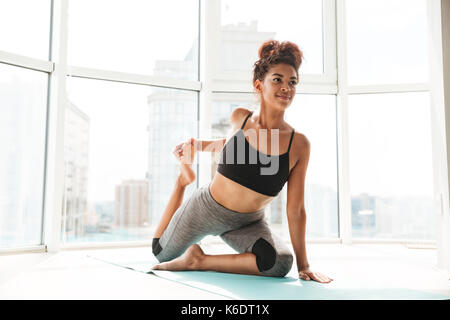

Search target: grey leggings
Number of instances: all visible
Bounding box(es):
[152,183,293,277]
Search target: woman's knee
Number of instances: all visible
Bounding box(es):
[251,237,293,277]
[152,238,163,262]
[267,252,293,277]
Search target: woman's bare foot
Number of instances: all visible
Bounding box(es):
[176,138,197,187]
[178,163,196,187]
[152,244,205,271]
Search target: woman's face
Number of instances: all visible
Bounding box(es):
[254,63,298,110]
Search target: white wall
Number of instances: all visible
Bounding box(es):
[436,0,450,275]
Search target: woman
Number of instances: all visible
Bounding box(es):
[151,40,333,283]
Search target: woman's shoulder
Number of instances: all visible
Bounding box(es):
[284,123,310,152]
[230,107,253,128]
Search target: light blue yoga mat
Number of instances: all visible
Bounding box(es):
[88,254,450,300]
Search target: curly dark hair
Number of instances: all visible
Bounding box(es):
[252,40,303,85]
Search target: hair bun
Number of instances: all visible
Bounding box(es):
[257,39,303,69]
[258,40,279,60]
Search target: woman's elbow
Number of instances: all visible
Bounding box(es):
[287,208,306,219]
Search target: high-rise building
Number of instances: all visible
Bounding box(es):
[114,179,149,228]
[63,102,90,238]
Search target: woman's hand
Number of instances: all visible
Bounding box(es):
[298,268,333,283]
[173,138,198,164]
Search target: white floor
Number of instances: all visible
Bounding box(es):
[0,243,449,300]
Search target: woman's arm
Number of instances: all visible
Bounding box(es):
[286,134,333,283]
[286,134,311,270]
[196,138,227,153]
[192,107,250,153]
[175,138,226,156]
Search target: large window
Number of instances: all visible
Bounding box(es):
[346,0,429,85]
[348,92,434,240]
[286,95,338,238]
[0,0,52,249]
[343,0,434,240]
[0,0,52,60]
[0,0,443,251]
[0,63,49,248]
[67,0,199,80]
[64,77,198,243]
[62,0,200,244]
[219,0,323,78]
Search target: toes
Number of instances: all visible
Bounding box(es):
[152,263,167,270]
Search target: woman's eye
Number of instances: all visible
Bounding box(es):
[273,78,297,85]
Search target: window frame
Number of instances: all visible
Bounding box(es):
[335,0,443,245]
[0,0,446,253]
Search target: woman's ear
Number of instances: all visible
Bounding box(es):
[254,79,262,94]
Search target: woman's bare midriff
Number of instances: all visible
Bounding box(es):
[209,172,274,213]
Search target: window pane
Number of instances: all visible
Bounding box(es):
[286,95,338,238]
[67,0,199,80]
[65,77,198,243]
[211,93,338,240]
[0,63,48,248]
[348,92,434,240]
[219,0,323,77]
[0,0,51,59]
[346,0,429,85]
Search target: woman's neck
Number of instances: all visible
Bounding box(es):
[255,106,286,130]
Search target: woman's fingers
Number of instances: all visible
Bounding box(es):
[174,138,195,154]
[310,272,321,281]
[314,273,328,283]
[173,142,185,159]
[299,271,333,283]
[173,138,197,163]
[311,272,333,283]
[173,147,182,158]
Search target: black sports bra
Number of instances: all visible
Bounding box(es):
[217,111,295,197]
